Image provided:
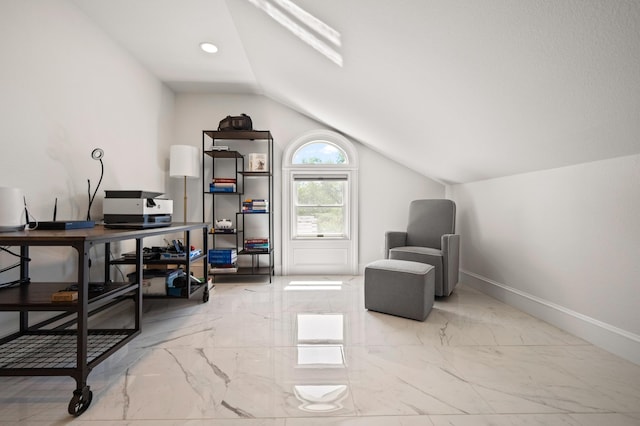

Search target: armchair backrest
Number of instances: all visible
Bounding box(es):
[406,199,456,249]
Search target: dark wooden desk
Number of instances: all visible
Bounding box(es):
[0,222,208,416]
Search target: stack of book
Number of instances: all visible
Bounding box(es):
[244,238,269,253]
[210,178,236,193]
[208,249,238,273]
[242,199,268,213]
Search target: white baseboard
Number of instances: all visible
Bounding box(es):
[461,270,640,366]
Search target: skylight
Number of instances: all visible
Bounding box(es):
[246,0,343,66]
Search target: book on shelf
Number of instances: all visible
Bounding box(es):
[208,248,237,254]
[212,177,237,183]
[244,243,269,248]
[209,256,238,264]
[209,261,236,266]
[210,266,238,273]
[245,238,269,243]
[210,184,236,192]
[211,228,236,234]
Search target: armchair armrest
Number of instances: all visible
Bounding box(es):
[441,234,461,294]
[385,231,407,258]
[441,234,460,254]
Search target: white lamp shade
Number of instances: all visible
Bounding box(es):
[170,145,199,178]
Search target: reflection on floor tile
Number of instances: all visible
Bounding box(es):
[1,276,639,424]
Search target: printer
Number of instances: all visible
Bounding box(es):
[103,190,172,226]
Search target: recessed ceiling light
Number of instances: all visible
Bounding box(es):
[199,42,218,53]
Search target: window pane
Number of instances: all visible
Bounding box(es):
[292,142,347,165]
[296,181,344,205]
[294,179,346,237]
[296,206,344,235]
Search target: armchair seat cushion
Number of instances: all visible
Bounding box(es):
[388,246,444,296]
[389,246,442,258]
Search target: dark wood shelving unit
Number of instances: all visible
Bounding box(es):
[202,130,274,283]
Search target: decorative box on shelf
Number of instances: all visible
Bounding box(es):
[128,269,185,296]
[248,153,268,172]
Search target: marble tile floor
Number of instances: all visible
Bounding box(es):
[1,275,639,425]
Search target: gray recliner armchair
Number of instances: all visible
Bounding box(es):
[385,199,460,297]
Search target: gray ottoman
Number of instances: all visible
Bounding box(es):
[364,259,435,321]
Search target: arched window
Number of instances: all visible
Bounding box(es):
[282,130,359,275]
[292,141,348,165]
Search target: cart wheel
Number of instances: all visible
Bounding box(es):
[68,387,93,417]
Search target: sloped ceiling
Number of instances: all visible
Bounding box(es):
[72,0,640,184]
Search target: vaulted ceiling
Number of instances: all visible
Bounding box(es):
[72,0,640,184]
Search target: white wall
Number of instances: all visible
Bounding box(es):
[449,154,640,364]
[173,93,445,273]
[0,1,174,333]
[359,147,445,268]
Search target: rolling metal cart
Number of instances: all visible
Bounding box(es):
[0,222,208,416]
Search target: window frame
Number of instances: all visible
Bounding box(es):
[292,173,349,239]
[281,129,359,275]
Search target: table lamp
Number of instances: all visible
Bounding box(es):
[170,145,199,222]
